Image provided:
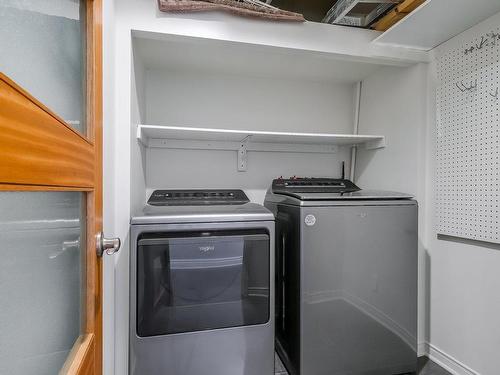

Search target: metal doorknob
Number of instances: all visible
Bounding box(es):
[96,232,121,257]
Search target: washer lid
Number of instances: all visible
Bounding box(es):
[285,190,414,201]
[131,202,274,225]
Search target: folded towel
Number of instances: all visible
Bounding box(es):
[158,0,305,22]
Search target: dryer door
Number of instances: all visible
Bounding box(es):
[136,230,270,337]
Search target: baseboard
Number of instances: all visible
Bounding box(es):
[417,342,427,357]
[418,342,480,375]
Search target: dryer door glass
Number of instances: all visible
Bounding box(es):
[137,230,270,336]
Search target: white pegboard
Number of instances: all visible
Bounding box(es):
[435,26,500,244]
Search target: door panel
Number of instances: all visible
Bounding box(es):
[0,75,94,189]
[0,0,86,133]
[0,192,85,375]
[0,0,104,374]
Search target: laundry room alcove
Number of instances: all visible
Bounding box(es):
[111,6,439,375]
[128,24,425,210]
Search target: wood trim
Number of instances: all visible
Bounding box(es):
[0,73,93,145]
[60,334,95,375]
[397,0,425,14]
[0,184,93,191]
[58,1,103,374]
[0,74,95,188]
[63,1,104,374]
[90,0,103,375]
[372,0,425,31]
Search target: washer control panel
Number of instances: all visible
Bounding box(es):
[272,177,360,194]
[148,189,250,206]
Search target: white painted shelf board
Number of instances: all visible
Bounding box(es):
[373,0,500,51]
[132,29,429,84]
[137,125,386,150]
[126,1,429,64]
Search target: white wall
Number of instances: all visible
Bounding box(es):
[111,3,134,374]
[109,31,150,375]
[145,70,355,131]
[422,12,500,375]
[131,48,147,215]
[144,68,355,203]
[102,0,116,374]
[147,149,350,203]
[356,62,429,351]
[355,63,428,197]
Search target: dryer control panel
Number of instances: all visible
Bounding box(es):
[148,189,250,206]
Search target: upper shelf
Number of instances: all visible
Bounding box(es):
[373,0,500,50]
[124,0,428,64]
[137,125,386,150]
[132,19,429,85]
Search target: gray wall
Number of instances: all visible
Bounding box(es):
[356,63,429,351]
[143,68,356,203]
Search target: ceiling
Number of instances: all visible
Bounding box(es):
[270,0,396,25]
[270,0,339,22]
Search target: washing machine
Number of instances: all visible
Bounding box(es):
[264,178,418,375]
[130,190,275,375]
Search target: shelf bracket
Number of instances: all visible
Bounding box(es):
[365,137,387,150]
[238,136,251,172]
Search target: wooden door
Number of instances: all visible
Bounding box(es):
[0,1,106,374]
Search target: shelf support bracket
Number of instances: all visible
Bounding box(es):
[238,136,251,172]
[365,137,387,150]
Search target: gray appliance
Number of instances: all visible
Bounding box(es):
[130,190,275,375]
[264,178,418,375]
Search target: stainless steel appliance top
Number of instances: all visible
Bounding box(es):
[266,177,415,206]
[132,202,274,225]
[282,189,414,200]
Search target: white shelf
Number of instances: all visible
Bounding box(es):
[132,16,428,65]
[373,0,500,51]
[138,125,386,148]
[138,125,385,171]
[132,28,428,85]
